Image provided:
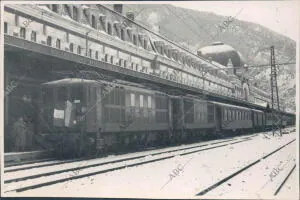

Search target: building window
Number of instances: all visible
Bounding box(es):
[43,25,47,35]
[127,30,132,41]
[99,16,106,30]
[20,28,26,39]
[52,5,58,13]
[31,31,36,42]
[144,39,147,49]
[47,36,52,46]
[91,15,96,28]
[73,6,78,21]
[120,29,125,41]
[119,59,122,66]
[77,45,81,54]
[56,39,61,49]
[89,49,92,57]
[66,32,69,43]
[4,22,8,34]
[136,64,139,71]
[124,60,127,68]
[95,51,98,59]
[69,43,74,52]
[114,24,119,37]
[107,23,112,35]
[104,54,108,62]
[133,34,137,45]
[110,56,114,64]
[131,63,134,70]
[15,15,19,26]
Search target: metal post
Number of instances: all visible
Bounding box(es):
[270,46,282,136]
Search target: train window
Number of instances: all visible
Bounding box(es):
[224,109,227,121]
[207,105,214,123]
[130,93,135,106]
[71,85,83,101]
[57,87,68,101]
[148,96,152,108]
[42,87,53,103]
[139,95,144,107]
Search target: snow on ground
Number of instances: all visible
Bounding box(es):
[5,132,296,199]
[204,141,297,199]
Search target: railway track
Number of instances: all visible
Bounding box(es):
[4,134,257,193]
[274,164,296,196]
[195,138,296,196]
[5,133,257,173]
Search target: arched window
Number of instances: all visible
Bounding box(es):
[91,15,96,28]
[95,51,98,59]
[69,43,74,52]
[52,5,58,13]
[47,36,52,46]
[4,22,8,34]
[73,6,78,21]
[107,23,112,35]
[31,31,36,42]
[120,29,125,41]
[114,24,119,37]
[20,28,26,39]
[77,45,81,54]
[144,39,148,49]
[99,16,106,30]
[127,29,132,41]
[133,34,137,45]
[56,39,61,49]
[89,49,92,57]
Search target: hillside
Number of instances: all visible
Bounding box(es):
[120,4,296,112]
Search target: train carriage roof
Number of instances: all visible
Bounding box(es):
[211,101,251,111]
[42,78,166,95]
[42,78,99,86]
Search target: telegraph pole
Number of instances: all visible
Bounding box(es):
[270,46,282,136]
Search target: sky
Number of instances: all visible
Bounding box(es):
[170,1,299,41]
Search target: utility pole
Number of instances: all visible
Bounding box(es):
[270,46,282,136]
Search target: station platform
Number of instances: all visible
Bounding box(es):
[4,150,54,164]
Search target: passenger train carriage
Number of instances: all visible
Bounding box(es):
[37,78,295,157]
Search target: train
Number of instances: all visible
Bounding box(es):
[36,78,295,157]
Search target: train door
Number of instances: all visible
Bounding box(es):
[215,106,222,132]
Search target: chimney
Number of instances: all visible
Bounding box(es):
[113,4,123,14]
[126,11,135,21]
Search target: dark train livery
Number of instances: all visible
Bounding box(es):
[37,78,295,157]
